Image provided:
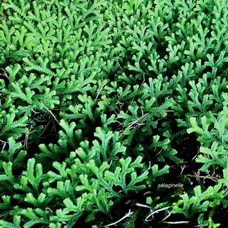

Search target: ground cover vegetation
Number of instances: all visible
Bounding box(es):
[0,0,227,227]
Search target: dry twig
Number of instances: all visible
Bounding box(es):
[105,210,133,227]
[40,100,60,125]
[145,206,172,221]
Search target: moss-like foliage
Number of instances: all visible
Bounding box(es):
[0,0,227,227]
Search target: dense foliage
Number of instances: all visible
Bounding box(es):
[0,0,227,227]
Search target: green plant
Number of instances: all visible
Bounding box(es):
[0,0,227,226]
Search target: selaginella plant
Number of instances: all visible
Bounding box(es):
[0,0,227,227]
